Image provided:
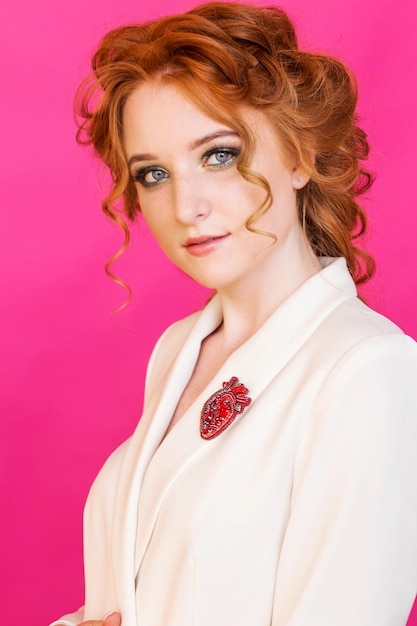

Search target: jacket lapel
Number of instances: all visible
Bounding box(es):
[110,296,223,622]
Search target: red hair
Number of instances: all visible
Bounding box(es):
[76,1,375,293]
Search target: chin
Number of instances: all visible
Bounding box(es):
[173,262,231,290]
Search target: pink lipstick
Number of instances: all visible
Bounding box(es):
[183,234,229,256]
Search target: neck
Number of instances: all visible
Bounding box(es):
[214,244,321,351]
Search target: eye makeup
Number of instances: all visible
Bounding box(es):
[132,166,169,187]
[130,143,242,188]
[202,145,242,169]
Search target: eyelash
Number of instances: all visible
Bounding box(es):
[132,166,168,187]
[131,145,242,188]
[202,145,241,169]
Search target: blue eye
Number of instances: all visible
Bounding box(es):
[203,146,241,169]
[210,151,232,163]
[133,166,169,187]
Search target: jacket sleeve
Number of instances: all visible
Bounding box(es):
[271,334,417,626]
[49,607,84,626]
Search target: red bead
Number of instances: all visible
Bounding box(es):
[200,376,252,440]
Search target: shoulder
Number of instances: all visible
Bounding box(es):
[143,308,202,401]
[150,309,202,366]
[295,303,417,487]
[84,439,131,521]
[317,331,417,409]
[311,292,416,367]
[301,294,417,426]
[323,294,406,344]
[311,300,417,430]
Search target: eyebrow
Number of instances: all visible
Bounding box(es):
[189,130,239,150]
[127,130,239,168]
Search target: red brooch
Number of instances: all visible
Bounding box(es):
[200,376,252,440]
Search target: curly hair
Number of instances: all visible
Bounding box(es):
[76,1,375,292]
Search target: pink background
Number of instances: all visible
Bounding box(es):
[1,0,416,624]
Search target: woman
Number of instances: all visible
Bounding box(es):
[51,2,417,625]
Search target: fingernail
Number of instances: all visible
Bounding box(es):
[104,611,118,621]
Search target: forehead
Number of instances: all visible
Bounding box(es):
[122,82,228,149]
[121,80,288,167]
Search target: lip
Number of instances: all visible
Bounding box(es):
[183,234,230,256]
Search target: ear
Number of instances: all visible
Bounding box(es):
[291,163,310,190]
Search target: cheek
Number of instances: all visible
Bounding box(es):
[137,194,167,234]
[225,179,267,223]
[141,211,177,256]
[141,213,165,242]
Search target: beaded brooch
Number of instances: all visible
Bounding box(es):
[200,376,252,440]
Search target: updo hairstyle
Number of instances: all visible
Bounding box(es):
[76,1,375,288]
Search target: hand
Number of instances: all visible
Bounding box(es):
[78,611,121,626]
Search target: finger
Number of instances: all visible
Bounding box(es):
[104,612,121,626]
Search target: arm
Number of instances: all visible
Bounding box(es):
[272,334,417,626]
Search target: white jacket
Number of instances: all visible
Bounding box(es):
[51,258,417,626]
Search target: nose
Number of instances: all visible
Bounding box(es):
[171,177,212,224]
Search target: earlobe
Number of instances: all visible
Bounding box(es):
[291,165,310,190]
